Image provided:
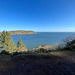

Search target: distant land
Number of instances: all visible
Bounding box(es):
[0,30,36,35]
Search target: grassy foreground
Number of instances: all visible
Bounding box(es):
[0,50,75,75]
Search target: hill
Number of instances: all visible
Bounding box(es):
[0,30,36,35]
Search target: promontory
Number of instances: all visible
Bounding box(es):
[0,30,36,35]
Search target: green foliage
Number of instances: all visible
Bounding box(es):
[0,30,6,47]
[0,31,17,53]
[12,52,21,56]
[17,38,27,52]
[64,35,75,50]
[0,50,10,55]
[66,40,75,50]
[17,38,26,48]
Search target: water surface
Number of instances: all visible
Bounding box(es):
[11,32,75,50]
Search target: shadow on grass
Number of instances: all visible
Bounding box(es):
[0,50,75,75]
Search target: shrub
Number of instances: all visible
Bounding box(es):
[63,34,75,50]
[36,48,47,53]
[0,50,10,55]
[12,52,20,56]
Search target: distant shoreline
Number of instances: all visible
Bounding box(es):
[0,30,36,35]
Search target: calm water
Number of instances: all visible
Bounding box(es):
[11,32,75,50]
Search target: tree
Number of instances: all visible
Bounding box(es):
[63,34,75,50]
[17,38,25,47]
[17,38,27,52]
[0,31,17,53]
[0,30,6,47]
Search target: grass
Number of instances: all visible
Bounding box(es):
[0,52,75,75]
[49,50,75,55]
[0,50,75,75]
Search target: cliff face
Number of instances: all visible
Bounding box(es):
[0,30,36,35]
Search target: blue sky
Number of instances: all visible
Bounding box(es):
[0,0,75,32]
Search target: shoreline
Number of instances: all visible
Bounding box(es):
[0,30,36,35]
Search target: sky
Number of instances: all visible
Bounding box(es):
[0,0,75,32]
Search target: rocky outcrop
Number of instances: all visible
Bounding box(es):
[0,30,36,35]
[17,47,27,52]
[32,45,56,51]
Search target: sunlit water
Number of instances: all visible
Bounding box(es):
[11,32,75,50]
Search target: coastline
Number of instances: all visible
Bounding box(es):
[0,30,36,35]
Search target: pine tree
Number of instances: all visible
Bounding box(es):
[17,38,27,52]
[0,30,6,47]
[17,38,26,47]
[0,31,17,53]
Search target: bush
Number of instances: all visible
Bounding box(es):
[36,48,47,53]
[63,35,75,50]
[27,50,34,53]
[71,44,75,49]
[64,47,72,50]
[12,52,20,56]
[0,50,10,55]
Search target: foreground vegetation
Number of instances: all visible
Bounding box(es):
[0,31,27,53]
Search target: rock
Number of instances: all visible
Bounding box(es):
[32,45,56,51]
[17,47,27,52]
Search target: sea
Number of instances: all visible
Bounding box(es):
[11,32,75,50]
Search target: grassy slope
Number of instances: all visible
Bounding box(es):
[0,51,75,75]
